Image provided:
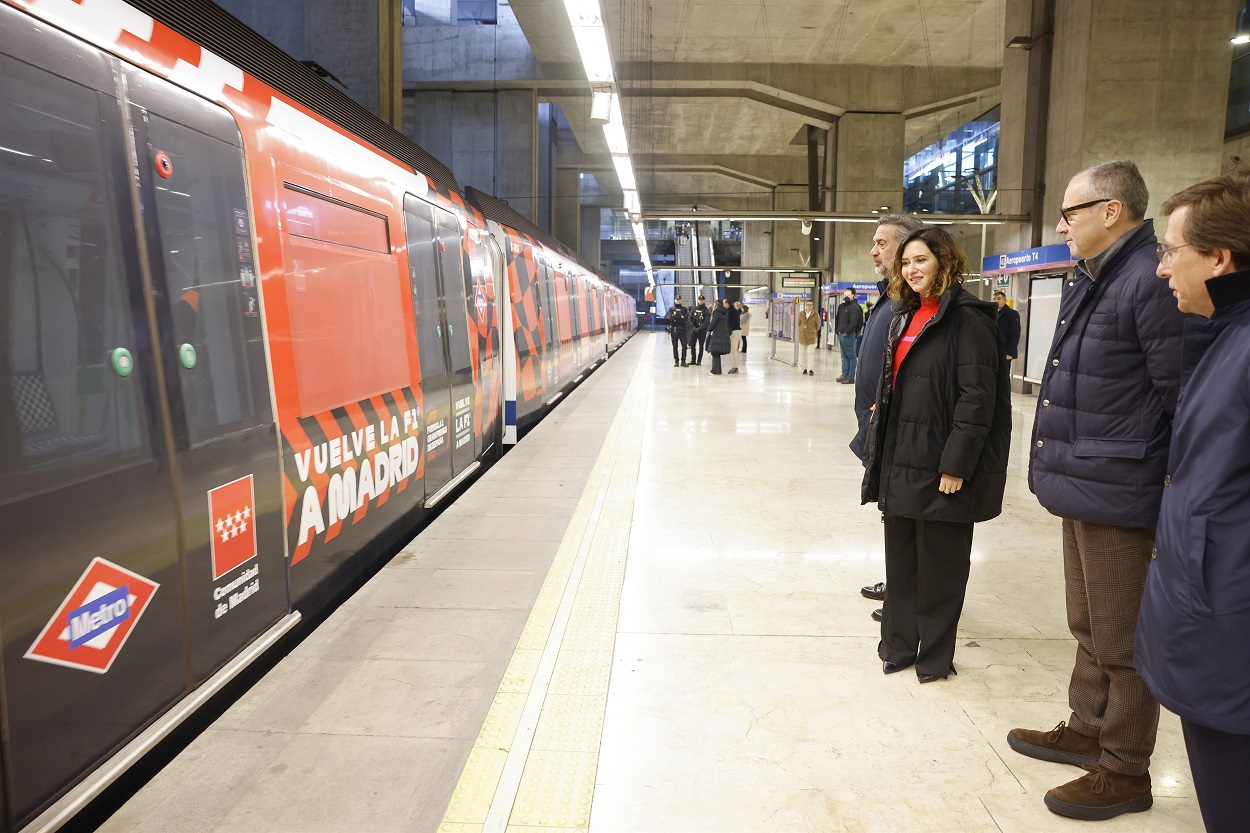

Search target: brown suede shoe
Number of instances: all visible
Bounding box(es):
[1044,767,1153,821]
[1007,721,1100,769]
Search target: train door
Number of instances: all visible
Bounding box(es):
[0,17,188,825]
[536,258,558,394]
[122,66,287,684]
[433,212,476,476]
[403,198,474,503]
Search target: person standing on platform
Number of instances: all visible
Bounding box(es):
[796,298,821,375]
[727,298,743,374]
[667,295,691,367]
[853,215,927,619]
[690,295,710,365]
[1134,172,1250,833]
[706,298,731,375]
[835,289,865,384]
[861,225,1011,684]
[993,290,1021,373]
[737,301,752,354]
[1008,160,1184,822]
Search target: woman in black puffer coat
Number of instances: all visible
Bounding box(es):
[705,299,732,375]
[861,226,1011,682]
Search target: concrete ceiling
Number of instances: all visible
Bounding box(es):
[503,0,1008,206]
[608,0,1005,67]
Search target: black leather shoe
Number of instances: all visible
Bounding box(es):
[917,664,958,683]
[882,659,915,674]
[861,582,886,601]
[871,608,883,622]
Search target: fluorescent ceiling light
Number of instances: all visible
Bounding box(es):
[572,26,614,83]
[623,189,640,214]
[612,155,637,191]
[1235,34,1250,45]
[602,105,629,154]
[562,0,603,27]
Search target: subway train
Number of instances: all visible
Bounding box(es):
[0,0,635,829]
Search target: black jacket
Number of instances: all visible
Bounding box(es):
[862,284,1011,523]
[835,297,865,335]
[691,302,710,335]
[728,305,741,331]
[851,280,893,463]
[997,304,1021,358]
[668,303,690,333]
[1028,220,1185,528]
[706,306,731,355]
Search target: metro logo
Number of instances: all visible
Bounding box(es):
[208,475,258,580]
[67,585,131,650]
[25,558,160,674]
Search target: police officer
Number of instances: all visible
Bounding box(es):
[690,295,710,365]
[668,295,692,366]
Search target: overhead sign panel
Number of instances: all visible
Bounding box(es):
[983,243,1076,276]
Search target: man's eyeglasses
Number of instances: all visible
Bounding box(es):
[1156,243,1193,264]
[1059,198,1110,224]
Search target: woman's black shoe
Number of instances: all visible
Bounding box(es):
[917,664,958,683]
[882,659,915,675]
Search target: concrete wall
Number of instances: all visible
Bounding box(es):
[216,0,381,116]
[832,113,905,287]
[215,0,306,60]
[405,89,538,220]
[995,0,1237,256]
[307,0,381,116]
[1040,0,1236,237]
[403,0,537,82]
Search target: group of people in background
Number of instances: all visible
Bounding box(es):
[843,160,1250,832]
[666,295,751,376]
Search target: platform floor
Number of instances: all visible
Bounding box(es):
[100,332,1204,833]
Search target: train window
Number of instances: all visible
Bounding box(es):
[283,186,389,253]
[147,113,271,445]
[403,198,447,387]
[0,55,150,502]
[282,186,409,416]
[435,216,473,372]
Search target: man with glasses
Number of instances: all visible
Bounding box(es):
[1009,160,1185,821]
[852,214,926,620]
[1135,171,1250,833]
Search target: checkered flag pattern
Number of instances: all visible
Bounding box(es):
[12,372,58,434]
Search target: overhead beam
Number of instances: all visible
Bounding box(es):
[642,210,1031,226]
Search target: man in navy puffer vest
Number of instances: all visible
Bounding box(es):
[1008,161,1185,822]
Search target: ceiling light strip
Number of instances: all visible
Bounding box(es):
[562,0,652,284]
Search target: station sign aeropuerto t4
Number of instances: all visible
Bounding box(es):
[982,243,1077,276]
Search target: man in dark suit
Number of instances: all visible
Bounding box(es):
[993,290,1021,371]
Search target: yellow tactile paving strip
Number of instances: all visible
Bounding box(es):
[439,348,652,833]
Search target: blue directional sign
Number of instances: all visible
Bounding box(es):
[983,244,1076,276]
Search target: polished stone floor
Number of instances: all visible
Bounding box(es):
[591,334,1202,832]
[99,331,1205,833]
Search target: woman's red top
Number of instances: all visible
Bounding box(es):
[892,296,940,388]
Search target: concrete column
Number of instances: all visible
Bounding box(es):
[579,205,601,270]
[554,168,582,253]
[996,0,1236,256]
[378,0,403,129]
[832,113,905,286]
[405,90,538,221]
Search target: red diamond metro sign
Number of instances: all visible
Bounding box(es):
[24,558,160,674]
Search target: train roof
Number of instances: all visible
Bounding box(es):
[464,187,610,285]
[127,0,460,196]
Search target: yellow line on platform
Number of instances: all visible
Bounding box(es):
[439,346,652,833]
